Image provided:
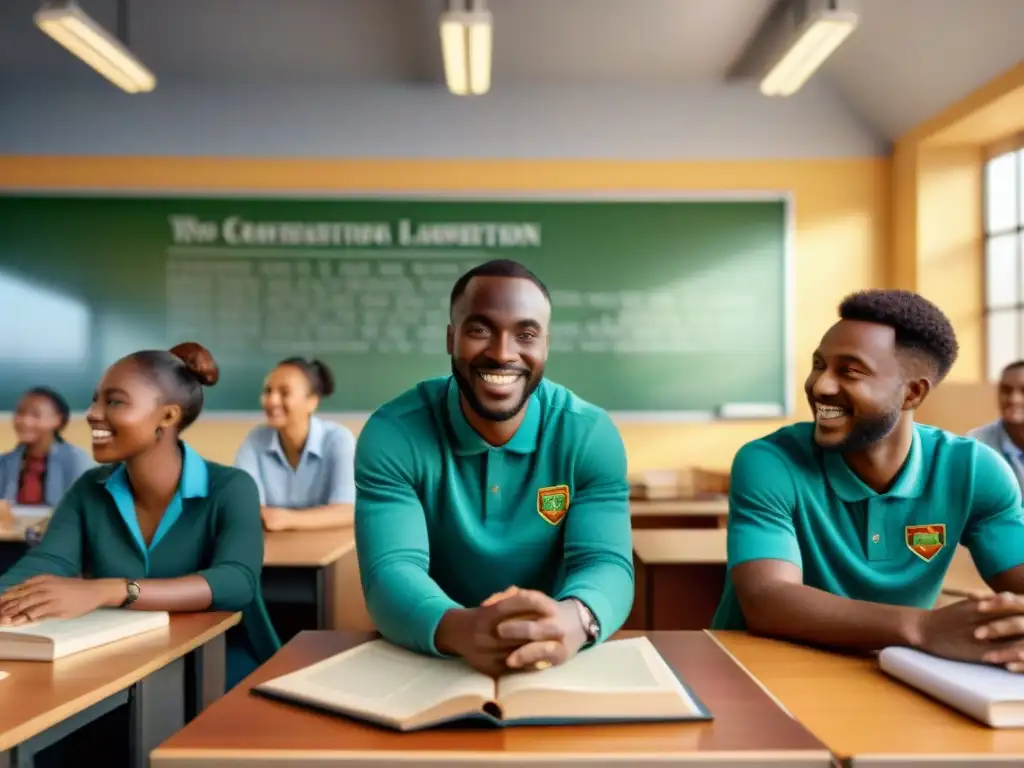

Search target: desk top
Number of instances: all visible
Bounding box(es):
[632,528,727,564]
[631,498,728,517]
[263,528,355,567]
[0,611,239,752]
[714,631,1024,762]
[151,630,830,766]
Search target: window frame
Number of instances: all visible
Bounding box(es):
[983,136,1024,381]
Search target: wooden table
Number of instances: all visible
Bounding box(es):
[0,611,239,768]
[630,497,728,530]
[628,529,728,632]
[151,629,831,766]
[262,528,356,634]
[714,630,1024,766]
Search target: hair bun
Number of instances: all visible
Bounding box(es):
[169,342,220,387]
[311,359,335,398]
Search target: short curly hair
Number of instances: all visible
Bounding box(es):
[838,289,959,381]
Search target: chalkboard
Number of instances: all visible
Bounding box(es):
[0,194,790,416]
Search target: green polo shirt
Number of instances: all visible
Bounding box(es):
[0,443,280,664]
[354,376,634,656]
[712,422,1024,630]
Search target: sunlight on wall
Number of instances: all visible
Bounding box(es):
[0,272,90,364]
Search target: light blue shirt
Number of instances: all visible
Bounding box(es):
[968,420,1024,492]
[234,416,356,509]
[0,441,94,507]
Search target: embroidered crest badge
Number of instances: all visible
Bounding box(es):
[537,485,570,525]
[905,523,946,562]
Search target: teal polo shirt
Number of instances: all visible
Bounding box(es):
[354,376,634,655]
[712,422,1024,630]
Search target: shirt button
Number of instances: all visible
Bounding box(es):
[871,533,881,543]
[491,485,500,493]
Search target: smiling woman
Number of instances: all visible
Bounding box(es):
[0,341,279,690]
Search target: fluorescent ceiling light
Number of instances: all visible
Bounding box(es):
[440,3,492,96]
[34,0,156,94]
[760,8,857,97]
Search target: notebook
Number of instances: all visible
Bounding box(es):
[253,635,711,731]
[879,646,1024,727]
[0,609,170,661]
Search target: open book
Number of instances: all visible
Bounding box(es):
[879,646,1024,727]
[253,636,711,731]
[0,609,170,661]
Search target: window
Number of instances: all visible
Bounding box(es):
[984,146,1024,380]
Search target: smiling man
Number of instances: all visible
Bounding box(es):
[968,361,1024,492]
[354,259,633,677]
[712,290,1024,668]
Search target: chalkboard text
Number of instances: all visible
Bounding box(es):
[168,215,541,249]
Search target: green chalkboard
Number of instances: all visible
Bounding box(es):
[0,194,790,415]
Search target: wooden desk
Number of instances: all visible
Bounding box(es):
[628,529,728,632]
[151,630,831,767]
[262,528,356,634]
[0,611,239,768]
[631,497,728,530]
[714,631,1024,766]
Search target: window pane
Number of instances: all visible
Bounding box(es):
[1018,149,1024,227]
[988,309,1020,381]
[986,233,1018,308]
[986,151,1017,233]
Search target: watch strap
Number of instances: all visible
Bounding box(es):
[571,598,600,642]
[120,579,140,608]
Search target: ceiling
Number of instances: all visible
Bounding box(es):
[0,0,1021,140]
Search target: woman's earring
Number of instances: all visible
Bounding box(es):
[155,426,163,439]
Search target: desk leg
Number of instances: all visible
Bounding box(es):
[128,657,185,768]
[316,563,336,630]
[184,633,227,721]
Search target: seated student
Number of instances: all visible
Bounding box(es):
[355,259,634,678]
[967,360,1024,491]
[234,357,356,531]
[0,386,93,506]
[711,290,1024,670]
[0,343,279,688]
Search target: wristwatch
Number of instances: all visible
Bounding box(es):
[571,598,600,644]
[120,579,141,608]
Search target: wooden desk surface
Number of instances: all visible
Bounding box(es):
[633,528,727,564]
[631,498,728,517]
[0,611,239,752]
[263,528,355,568]
[714,631,1024,762]
[151,630,830,766]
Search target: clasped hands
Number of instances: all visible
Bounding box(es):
[920,591,1024,672]
[436,586,588,678]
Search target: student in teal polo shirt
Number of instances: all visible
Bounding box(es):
[712,289,1024,670]
[355,259,633,677]
[0,342,279,687]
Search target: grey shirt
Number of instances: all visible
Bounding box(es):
[968,420,1024,493]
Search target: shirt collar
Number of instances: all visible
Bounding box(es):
[822,425,924,502]
[445,376,540,456]
[999,423,1024,461]
[101,441,210,499]
[267,416,326,462]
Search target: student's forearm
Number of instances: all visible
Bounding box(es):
[557,559,634,642]
[265,504,354,530]
[744,582,926,651]
[96,575,213,612]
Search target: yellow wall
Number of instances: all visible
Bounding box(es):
[0,156,889,471]
[892,62,1024,393]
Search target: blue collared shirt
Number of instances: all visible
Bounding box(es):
[0,441,94,507]
[968,420,1024,493]
[233,416,356,509]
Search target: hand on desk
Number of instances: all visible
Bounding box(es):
[261,506,295,532]
[0,500,13,529]
[0,575,120,626]
[918,591,1024,672]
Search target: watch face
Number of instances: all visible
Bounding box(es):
[128,581,140,599]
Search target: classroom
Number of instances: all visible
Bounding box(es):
[0,0,1023,765]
